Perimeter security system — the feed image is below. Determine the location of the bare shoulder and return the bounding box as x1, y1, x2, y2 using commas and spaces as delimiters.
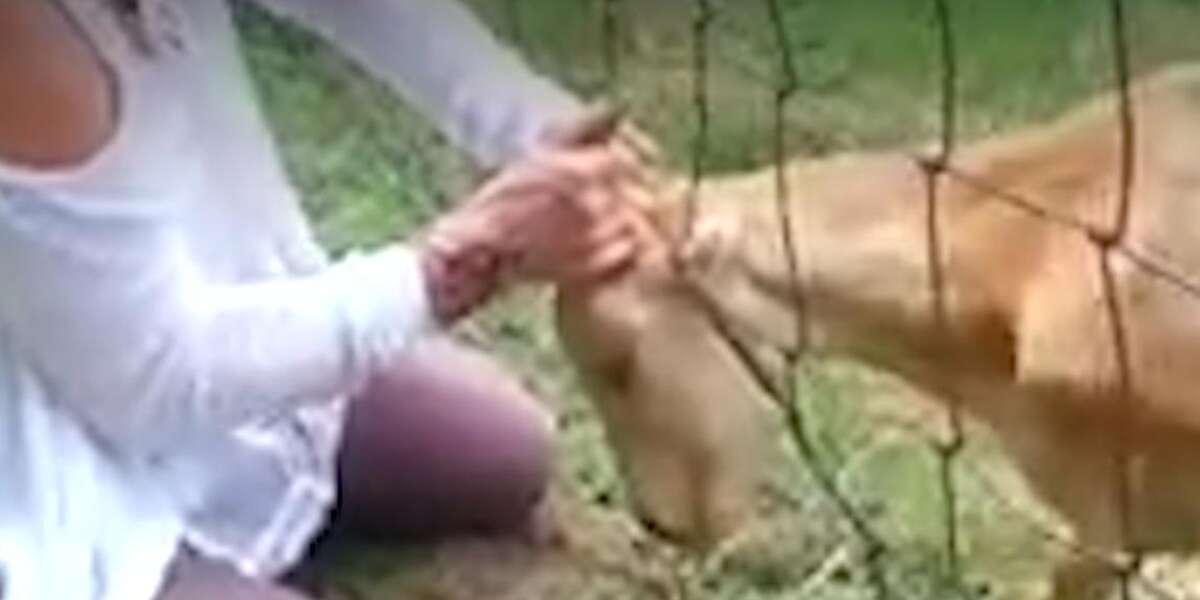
0, 0, 117, 172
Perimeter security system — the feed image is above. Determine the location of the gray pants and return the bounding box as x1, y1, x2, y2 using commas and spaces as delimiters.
155, 338, 555, 599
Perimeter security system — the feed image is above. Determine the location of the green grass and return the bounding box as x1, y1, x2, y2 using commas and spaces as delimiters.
234, 1, 1200, 598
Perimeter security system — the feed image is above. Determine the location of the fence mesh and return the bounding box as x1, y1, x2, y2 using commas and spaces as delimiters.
507, 0, 1200, 597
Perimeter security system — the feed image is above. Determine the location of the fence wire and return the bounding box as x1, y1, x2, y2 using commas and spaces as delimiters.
681, 0, 1184, 597
920, 0, 966, 592
601, 0, 621, 94
760, 0, 895, 597
921, 1, 1148, 596
512, 0, 1200, 597
683, 0, 713, 244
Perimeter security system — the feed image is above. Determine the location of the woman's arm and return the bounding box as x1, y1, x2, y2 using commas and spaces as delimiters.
249, 0, 582, 168
0, 189, 432, 456
0, 146, 634, 457
0, 0, 636, 458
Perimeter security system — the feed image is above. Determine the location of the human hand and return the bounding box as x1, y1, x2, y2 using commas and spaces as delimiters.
539, 103, 668, 270
420, 144, 643, 323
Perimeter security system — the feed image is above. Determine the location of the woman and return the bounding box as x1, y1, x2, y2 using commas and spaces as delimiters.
0, 1, 646, 598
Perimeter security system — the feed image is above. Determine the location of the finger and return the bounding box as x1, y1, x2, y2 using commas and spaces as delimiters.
626, 206, 664, 251
510, 149, 637, 220
611, 176, 660, 214
609, 141, 654, 188
573, 215, 639, 259
578, 235, 640, 282
541, 101, 624, 148
519, 146, 632, 200
570, 185, 622, 221
617, 123, 664, 165
424, 208, 495, 253
475, 148, 618, 210
534, 145, 635, 190
597, 181, 664, 252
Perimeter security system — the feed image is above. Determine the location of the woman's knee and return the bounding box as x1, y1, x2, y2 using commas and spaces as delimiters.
335, 336, 555, 538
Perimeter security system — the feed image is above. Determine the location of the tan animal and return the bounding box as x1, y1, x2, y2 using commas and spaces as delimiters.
556, 63, 1200, 598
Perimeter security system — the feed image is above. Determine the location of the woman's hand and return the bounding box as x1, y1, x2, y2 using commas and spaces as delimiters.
420, 144, 644, 323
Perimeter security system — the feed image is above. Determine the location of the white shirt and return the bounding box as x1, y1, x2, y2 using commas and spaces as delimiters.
0, 1, 579, 599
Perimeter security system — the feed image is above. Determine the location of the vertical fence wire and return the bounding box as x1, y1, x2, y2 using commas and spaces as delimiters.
760, 1, 892, 598
922, 0, 1157, 595
601, 0, 621, 95
763, 0, 806, 352
917, 0, 966, 592
682, 0, 714, 244
1107, 0, 1137, 241
646, 0, 901, 595
1099, 0, 1141, 597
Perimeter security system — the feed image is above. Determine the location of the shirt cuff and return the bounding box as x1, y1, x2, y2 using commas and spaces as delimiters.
332, 244, 437, 377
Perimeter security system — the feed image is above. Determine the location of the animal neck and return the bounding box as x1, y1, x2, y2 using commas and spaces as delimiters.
668, 150, 1054, 406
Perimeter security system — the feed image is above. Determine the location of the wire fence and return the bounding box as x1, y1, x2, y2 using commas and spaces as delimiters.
510, 0, 1200, 597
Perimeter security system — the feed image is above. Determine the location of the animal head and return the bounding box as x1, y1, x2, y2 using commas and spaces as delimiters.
552, 154, 925, 547
555, 183, 776, 548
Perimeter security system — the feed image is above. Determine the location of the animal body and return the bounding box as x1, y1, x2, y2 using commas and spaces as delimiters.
556, 63, 1200, 598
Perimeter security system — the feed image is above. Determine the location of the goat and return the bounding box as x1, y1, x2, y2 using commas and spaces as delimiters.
557, 63, 1200, 598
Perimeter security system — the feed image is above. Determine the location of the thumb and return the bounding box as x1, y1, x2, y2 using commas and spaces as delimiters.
540, 101, 624, 149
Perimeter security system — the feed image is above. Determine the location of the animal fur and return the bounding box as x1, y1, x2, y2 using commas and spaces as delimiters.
556, 63, 1200, 597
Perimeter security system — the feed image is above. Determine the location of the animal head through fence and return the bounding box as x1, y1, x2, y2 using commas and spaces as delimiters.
493, 1, 1200, 597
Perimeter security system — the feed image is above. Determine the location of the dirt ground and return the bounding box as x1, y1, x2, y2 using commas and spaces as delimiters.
303, 374, 1200, 600
308, 484, 688, 600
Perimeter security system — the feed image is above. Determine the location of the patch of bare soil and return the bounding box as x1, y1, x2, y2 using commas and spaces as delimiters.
307, 363, 1200, 600
311, 485, 682, 600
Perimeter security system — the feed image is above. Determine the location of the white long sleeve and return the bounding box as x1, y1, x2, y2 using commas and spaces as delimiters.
0, 188, 432, 457
251, 0, 583, 168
